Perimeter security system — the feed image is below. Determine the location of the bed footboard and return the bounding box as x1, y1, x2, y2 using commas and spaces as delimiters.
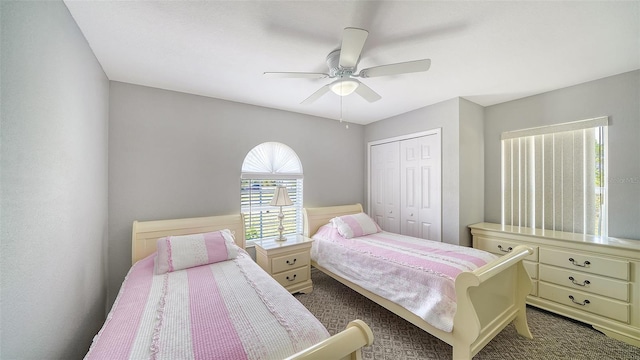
452, 245, 534, 359
285, 320, 374, 360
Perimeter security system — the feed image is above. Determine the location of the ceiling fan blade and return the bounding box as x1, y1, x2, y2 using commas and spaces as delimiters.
359, 59, 431, 78
264, 72, 329, 79
301, 84, 332, 104
354, 82, 382, 103
339, 27, 368, 69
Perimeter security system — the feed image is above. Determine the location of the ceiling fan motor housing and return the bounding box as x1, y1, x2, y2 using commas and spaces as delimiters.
326, 49, 355, 78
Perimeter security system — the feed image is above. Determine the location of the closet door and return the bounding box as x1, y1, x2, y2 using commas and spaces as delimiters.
400, 137, 422, 237
400, 134, 441, 241
370, 141, 400, 233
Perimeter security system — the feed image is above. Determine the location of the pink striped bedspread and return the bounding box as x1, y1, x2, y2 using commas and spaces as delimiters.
85, 250, 329, 359
311, 225, 498, 332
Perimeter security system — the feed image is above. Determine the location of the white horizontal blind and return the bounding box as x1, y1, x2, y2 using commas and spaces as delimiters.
240, 179, 303, 242
501, 117, 607, 236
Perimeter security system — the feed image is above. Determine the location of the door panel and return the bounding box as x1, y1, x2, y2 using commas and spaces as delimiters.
401, 138, 420, 237
421, 222, 433, 240
400, 134, 441, 241
370, 141, 400, 232
418, 134, 441, 241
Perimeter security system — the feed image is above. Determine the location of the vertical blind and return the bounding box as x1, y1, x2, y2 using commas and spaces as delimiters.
501, 117, 608, 236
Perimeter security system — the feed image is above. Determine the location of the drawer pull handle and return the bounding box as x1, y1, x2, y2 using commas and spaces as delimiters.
568, 276, 590, 286
497, 245, 513, 253
568, 295, 590, 306
286, 259, 297, 266
568, 258, 591, 267
286, 274, 297, 282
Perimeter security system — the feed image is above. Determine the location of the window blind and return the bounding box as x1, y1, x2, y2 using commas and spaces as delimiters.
241, 179, 303, 242
501, 117, 608, 236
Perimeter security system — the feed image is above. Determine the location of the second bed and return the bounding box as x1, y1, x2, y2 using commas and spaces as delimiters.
304, 203, 534, 359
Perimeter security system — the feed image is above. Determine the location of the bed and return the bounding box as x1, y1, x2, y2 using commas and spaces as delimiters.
303, 204, 534, 360
85, 213, 373, 360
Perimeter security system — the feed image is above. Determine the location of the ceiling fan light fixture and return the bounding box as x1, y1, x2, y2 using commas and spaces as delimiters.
330, 79, 359, 96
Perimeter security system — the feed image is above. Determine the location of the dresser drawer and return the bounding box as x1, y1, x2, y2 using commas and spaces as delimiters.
272, 251, 310, 274
538, 282, 629, 323
272, 267, 309, 287
539, 264, 629, 301
539, 248, 629, 281
474, 236, 538, 261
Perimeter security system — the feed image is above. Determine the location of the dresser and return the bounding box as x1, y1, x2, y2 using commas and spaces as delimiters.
470, 223, 640, 347
255, 235, 313, 294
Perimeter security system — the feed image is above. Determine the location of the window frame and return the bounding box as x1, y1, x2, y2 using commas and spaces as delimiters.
240, 177, 303, 244
240, 142, 303, 245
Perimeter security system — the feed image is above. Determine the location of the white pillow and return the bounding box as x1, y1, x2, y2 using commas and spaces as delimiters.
155, 229, 238, 274
330, 212, 381, 239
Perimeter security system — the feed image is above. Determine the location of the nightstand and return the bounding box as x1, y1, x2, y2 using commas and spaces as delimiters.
255, 235, 313, 294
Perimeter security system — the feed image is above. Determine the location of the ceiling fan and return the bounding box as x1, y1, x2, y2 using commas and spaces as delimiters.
264, 27, 431, 104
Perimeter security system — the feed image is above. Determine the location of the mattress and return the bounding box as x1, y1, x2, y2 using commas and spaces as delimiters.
311, 225, 498, 332
85, 250, 329, 360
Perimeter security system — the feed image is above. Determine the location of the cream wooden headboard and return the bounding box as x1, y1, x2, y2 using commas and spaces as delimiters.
131, 214, 246, 265
303, 203, 363, 237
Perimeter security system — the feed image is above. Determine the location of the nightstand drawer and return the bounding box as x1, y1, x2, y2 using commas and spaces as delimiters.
539, 248, 629, 280
272, 251, 310, 274
539, 282, 629, 323
272, 267, 309, 287
254, 235, 314, 294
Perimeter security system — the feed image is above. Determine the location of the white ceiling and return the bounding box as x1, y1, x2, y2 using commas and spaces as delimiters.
63, 1, 639, 125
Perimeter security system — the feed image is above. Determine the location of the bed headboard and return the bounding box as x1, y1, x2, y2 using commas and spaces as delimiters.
303, 203, 363, 237
131, 214, 246, 265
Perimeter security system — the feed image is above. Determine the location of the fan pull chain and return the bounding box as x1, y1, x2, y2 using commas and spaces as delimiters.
339, 89, 348, 129
339, 91, 343, 123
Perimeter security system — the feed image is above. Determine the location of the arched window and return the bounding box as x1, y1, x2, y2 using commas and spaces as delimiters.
241, 142, 303, 243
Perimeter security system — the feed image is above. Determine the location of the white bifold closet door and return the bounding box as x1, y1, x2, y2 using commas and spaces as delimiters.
370, 141, 401, 233
370, 132, 441, 241
400, 135, 441, 241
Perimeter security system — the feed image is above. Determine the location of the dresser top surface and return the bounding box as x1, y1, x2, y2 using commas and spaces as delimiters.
469, 222, 640, 252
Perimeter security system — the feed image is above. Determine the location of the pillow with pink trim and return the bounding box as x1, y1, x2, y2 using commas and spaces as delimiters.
330, 212, 381, 239
155, 229, 238, 274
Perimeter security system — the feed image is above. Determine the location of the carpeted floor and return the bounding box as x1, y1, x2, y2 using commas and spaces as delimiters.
294, 268, 640, 360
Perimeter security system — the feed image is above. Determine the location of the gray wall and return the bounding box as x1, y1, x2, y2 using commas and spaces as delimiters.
1, 1, 109, 359
108, 82, 365, 308
458, 98, 485, 245
484, 70, 640, 240
364, 97, 486, 246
